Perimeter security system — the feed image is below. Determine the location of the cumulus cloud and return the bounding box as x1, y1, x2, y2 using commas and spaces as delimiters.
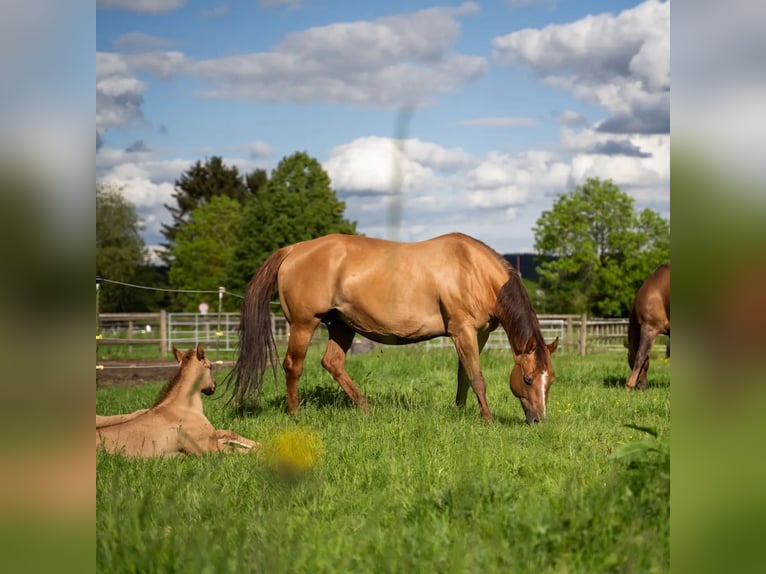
324, 136, 474, 194
493, 0, 669, 135
466, 151, 571, 208
96, 69, 147, 133
113, 32, 175, 52
118, 4, 485, 108
126, 140, 151, 153
557, 109, 587, 126
248, 141, 273, 159
587, 140, 651, 158
97, 0, 184, 13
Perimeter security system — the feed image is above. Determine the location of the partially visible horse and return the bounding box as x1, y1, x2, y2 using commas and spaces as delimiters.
626, 263, 670, 390
97, 344, 258, 457
229, 233, 558, 424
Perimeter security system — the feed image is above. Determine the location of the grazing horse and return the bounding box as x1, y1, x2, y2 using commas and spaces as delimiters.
230, 233, 558, 424
626, 263, 670, 390
97, 344, 258, 457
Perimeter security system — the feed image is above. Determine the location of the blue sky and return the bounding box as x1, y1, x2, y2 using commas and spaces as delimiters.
96, 0, 669, 257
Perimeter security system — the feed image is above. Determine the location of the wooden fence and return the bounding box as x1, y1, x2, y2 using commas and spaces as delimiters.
97, 312, 663, 357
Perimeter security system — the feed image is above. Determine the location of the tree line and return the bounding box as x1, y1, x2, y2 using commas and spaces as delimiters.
96, 152, 669, 318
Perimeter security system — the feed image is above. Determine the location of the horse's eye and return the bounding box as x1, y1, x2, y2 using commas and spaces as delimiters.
523, 375, 532, 385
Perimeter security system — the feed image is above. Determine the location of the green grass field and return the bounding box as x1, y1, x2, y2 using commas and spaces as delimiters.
97, 347, 669, 573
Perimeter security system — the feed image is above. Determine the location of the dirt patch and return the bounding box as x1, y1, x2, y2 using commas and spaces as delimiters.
96, 359, 235, 388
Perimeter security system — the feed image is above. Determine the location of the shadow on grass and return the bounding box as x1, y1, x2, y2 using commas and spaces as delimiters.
492, 413, 533, 427
602, 375, 670, 389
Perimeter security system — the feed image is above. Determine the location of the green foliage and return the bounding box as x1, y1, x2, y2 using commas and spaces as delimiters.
534, 178, 669, 317
97, 351, 669, 573
167, 196, 244, 311
96, 182, 147, 312
228, 151, 357, 291
161, 157, 264, 264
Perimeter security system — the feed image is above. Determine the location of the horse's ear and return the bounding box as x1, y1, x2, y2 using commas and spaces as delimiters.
523, 336, 537, 354
172, 346, 184, 363
547, 336, 559, 355
196, 343, 205, 361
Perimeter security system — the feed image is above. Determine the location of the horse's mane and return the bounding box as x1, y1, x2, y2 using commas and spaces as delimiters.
494, 268, 548, 370
455, 233, 548, 367
151, 348, 193, 408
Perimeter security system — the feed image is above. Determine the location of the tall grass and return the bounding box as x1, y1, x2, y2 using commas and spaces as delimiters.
97, 347, 669, 573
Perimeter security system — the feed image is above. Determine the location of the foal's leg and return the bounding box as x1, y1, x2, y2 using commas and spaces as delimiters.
214, 429, 260, 451
451, 324, 492, 422
455, 329, 490, 409
626, 326, 657, 390
283, 320, 320, 415
321, 320, 368, 410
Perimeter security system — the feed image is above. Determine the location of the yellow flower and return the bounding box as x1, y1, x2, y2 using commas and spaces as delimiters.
266, 427, 324, 477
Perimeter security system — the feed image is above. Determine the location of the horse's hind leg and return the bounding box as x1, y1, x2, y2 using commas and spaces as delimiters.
455, 330, 490, 409
283, 320, 320, 415
321, 320, 368, 411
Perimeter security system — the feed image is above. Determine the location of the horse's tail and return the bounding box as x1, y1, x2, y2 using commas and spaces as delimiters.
227, 247, 291, 406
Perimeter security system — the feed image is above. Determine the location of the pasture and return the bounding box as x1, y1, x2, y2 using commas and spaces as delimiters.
96, 346, 670, 573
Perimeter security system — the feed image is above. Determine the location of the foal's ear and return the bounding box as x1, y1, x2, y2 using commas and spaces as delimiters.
523, 336, 537, 354
196, 343, 206, 361
547, 336, 559, 355
172, 345, 184, 364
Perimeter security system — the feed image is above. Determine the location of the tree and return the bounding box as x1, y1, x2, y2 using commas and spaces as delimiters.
160, 157, 260, 263
96, 182, 147, 312
167, 195, 245, 312
533, 177, 669, 317
227, 151, 357, 292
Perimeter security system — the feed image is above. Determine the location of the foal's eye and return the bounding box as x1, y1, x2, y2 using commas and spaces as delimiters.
523, 375, 532, 385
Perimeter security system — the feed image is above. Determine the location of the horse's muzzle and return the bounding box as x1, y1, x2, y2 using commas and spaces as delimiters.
202, 383, 216, 396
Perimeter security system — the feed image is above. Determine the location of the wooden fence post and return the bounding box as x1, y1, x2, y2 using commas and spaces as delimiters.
566, 315, 573, 354
159, 309, 167, 358
579, 313, 587, 356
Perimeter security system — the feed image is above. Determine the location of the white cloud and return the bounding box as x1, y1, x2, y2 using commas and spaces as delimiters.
113, 32, 174, 52
324, 136, 474, 194
97, 0, 184, 14
493, 0, 669, 134
122, 5, 485, 108
248, 141, 274, 159
557, 109, 586, 126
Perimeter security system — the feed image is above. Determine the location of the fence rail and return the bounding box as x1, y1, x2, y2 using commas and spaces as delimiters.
97, 312, 664, 358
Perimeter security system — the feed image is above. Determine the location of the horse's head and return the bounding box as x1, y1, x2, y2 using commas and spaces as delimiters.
172, 343, 216, 396
509, 336, 559, 424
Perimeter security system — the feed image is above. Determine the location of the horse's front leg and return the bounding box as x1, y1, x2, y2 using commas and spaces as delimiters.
451, 324, 492, 422
455, 330, 490, 410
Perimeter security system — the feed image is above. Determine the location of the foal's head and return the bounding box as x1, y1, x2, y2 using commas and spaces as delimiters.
509, 336, 559, 424
172, 343, 216, 396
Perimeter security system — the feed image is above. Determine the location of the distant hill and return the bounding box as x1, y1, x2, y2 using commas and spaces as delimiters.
501, 253, 557, 282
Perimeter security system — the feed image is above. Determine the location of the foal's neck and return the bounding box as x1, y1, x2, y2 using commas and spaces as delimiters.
158, 367, 206, 412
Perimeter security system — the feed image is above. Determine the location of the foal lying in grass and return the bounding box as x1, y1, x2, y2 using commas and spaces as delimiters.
96, 344, 258, 457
